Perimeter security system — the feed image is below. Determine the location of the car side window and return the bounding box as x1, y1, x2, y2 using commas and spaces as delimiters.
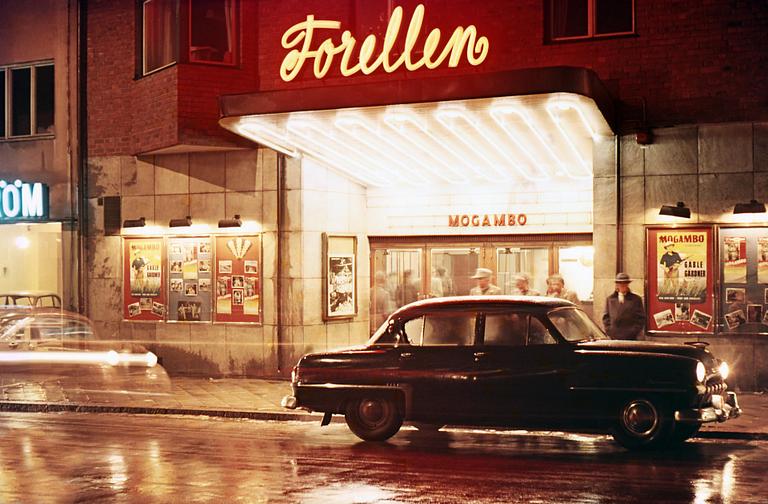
402, 316, 424, 345
528, 316, 557, 345
484, 313, 527, 346
422, 311, 475, 346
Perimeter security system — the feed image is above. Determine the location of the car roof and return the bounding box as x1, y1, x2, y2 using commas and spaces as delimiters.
390, 295, 574, 319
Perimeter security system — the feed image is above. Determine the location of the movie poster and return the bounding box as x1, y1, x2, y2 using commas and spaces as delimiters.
327, 254, 356, 317
723, 236, 747, 283
123, 237, 165, 321
167, 236, 212, 322
656, 230, 708, 303
647, 227, 714, 334
214, 235, 261, 323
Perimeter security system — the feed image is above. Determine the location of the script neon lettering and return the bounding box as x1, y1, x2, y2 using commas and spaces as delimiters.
279, 4, 490, 82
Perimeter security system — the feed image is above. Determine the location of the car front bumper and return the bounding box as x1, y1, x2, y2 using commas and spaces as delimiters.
675, 391, 741, 424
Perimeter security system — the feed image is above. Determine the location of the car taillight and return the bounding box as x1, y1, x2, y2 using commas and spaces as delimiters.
291, 365, 298, 383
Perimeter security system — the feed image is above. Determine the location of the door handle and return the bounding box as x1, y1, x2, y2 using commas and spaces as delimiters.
473, 351, 487, 361
399, 352, 413, 360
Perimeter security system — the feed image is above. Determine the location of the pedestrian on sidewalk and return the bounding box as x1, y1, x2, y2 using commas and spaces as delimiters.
602, 272, 645, 340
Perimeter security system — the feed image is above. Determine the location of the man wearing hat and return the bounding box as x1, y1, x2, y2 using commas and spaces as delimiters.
510, 272, 540, 296
470, 268, 502, 295
602, 272, 645, 340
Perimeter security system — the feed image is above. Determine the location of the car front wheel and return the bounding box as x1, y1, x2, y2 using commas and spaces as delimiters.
344, 396, 403, 442
611, 397, 673, 450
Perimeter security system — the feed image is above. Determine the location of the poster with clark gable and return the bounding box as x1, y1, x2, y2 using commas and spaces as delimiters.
327, 254, 355, 317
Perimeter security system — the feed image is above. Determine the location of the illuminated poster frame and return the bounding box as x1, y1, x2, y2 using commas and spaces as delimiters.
213, 234, 262, 324
646, 226, 715, 334
123, 236, 167, 321
167, 235, 213, 322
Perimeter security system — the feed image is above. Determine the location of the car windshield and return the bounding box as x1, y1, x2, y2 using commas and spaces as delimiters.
547, 307, 609, 342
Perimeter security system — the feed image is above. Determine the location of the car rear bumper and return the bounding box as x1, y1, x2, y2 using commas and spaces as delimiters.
675, 391, 741, 424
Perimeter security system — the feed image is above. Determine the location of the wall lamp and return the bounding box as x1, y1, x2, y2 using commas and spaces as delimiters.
218, 214, 242, 228
733, 199, 766, 214
169, 216, 192, 228
122, 217, 146, 228
659, 202, 691, 219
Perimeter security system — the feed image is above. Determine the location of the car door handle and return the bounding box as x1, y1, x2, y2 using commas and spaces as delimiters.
399, 352, 413, 360
473, 352, 487, 361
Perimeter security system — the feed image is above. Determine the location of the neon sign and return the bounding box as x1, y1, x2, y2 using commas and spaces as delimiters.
280, 4, 490, 82
0, 180, 49, 220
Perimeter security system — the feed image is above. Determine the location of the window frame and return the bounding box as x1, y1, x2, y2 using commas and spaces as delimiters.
186, 0, 240, 67
140, 0, 180, 77
547, 0, 636, 43
0, 61, 55, 141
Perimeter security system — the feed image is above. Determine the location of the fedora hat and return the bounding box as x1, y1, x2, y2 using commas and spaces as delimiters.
614, 272, 632, 283
471, 267, 493, 279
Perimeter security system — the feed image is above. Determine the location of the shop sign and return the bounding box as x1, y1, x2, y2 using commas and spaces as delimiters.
280, 3, 490, 82
448, 213, 527, 227
0, 180, 48, 220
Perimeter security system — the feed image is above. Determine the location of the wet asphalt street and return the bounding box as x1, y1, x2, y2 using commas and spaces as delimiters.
0, 412, 766, 504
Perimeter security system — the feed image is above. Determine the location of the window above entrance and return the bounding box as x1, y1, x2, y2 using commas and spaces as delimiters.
222, 93, 612, 188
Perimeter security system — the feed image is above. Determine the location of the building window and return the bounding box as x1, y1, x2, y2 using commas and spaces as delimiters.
0, 63, 54, 139
189, 0, 237, 65
142, 0, 179, 75
549, 0, 634, 41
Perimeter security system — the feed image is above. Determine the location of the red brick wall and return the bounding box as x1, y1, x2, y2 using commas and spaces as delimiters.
88, 0, 768, 155
255, 0, 768, 127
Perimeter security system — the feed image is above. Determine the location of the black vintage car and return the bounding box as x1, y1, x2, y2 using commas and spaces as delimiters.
282, 296, 740, 449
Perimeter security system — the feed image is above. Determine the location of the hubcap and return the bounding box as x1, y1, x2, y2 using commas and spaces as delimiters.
623, 400, 659, 437
360, 399, 385, 425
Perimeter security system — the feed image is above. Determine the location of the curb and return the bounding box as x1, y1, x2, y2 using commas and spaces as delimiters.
2, 402, 766, 441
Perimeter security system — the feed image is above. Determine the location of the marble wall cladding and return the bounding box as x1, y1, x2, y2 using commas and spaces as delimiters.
621, 176, 645, 224
154, 153, 189, 195
87, 156, 121, 198
699, 123, 753, 174
644, 126, 698, 176
86, 235, 121, 280
226, 150, 261, 192
698, 172, 754, 222
592, 223, 617, 280
756, 123, 768, 172
643, 174, 698, 223
620, 135, 644, 176
621, 224, 646, 283
122, 156, 155, 196
592, 136, 616, 177
593, 176, 617, 225
189, 152, 226, 193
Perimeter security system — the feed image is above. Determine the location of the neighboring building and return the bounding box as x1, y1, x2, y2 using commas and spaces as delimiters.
0, 0, 81, 310
86, 1, 768, 389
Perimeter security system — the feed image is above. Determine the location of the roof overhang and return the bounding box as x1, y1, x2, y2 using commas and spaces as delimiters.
220, 67, 616, 187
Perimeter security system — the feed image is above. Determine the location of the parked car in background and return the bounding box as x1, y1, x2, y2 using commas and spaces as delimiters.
283, 296, 740, 450
0, 309, 171, 402
0, 291, 62, 309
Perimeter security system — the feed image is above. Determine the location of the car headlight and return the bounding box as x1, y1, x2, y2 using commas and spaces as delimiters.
719, 361, 730, 380
696, 361, 706, 383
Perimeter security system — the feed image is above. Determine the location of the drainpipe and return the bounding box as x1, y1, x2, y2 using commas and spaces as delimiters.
615, 134, 622, 273
77, 0, 88, 313
276, 153, 285, 375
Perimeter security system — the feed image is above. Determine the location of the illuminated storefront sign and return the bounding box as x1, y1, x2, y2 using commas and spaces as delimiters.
0, 180, 49, 220
449, 213, 528, 227
280, 4, 490, 82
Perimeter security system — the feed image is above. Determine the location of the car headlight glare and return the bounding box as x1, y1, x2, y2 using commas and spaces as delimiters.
696, 361, 706, 383
719, 361, 730, 380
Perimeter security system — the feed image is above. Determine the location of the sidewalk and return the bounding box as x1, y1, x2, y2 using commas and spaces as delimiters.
1, 377, 766, 440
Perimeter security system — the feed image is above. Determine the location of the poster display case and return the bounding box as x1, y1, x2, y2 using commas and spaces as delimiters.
123, 237, 166, 321
167, 236, 213, 322
719, 227, 768, 334
646, 227, 715, 334
323, 234, 357, 320
214, 235, 261, 323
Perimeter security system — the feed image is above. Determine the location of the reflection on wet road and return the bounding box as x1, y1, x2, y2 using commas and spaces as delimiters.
0, 412, 765, 503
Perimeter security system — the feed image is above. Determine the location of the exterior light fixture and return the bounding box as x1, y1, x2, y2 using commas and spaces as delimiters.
218, 214, 242, 228
169, 216, 192, 228
659, 202, 691, 219
733, 199, 766, 214
122, 217, 146, 228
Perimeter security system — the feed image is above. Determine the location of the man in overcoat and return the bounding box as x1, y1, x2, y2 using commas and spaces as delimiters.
602, 272, 645, 340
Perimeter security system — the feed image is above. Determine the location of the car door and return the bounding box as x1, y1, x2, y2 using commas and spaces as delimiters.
395, 308, 480, 423
472, 310, 576, 425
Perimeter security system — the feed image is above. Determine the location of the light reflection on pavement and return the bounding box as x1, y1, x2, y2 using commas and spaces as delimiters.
0, 413, 766, 503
